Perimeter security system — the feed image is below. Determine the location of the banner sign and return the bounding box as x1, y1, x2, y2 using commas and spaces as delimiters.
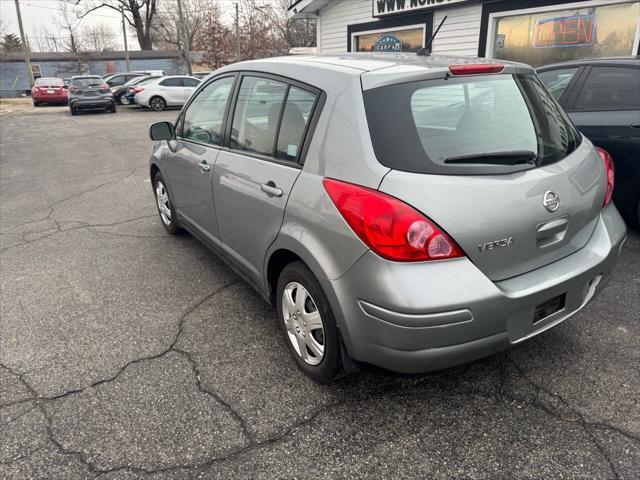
373, 0, 468, 17
373, 34, 403, 52
534, 15, 597, 48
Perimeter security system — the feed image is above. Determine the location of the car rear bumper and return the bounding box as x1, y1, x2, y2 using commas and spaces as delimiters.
71, 97, 114, 109
33, 94, 67, 102
323, 204, 627, 374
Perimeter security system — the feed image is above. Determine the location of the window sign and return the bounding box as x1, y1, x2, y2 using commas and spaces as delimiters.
374, 34, 402, 52
354, 26, 424, 52
534, 15, 596, 48
492, 2, 640, 67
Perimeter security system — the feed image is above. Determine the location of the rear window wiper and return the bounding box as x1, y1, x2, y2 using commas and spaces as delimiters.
444, 150, 537, 165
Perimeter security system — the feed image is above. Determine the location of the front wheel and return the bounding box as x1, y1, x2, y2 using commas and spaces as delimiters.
153, 172, 179, 234
70, 106, 77, 116
33, 100, 40, 107
109, 104, 116, 113
150, 96, 166, 111
277, 262, 342, 383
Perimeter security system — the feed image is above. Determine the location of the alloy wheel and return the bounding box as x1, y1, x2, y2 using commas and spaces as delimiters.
150, 97, 165, 111
120, 94, 130, 105
282, 282, 325, 366
155, 181, 172, 225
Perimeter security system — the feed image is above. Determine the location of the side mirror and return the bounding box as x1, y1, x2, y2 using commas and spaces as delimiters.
149, 121, 176, 141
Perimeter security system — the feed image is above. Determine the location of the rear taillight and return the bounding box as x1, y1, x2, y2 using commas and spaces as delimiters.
449, 64, 504, 75
596, 147, 614, 208
322, 178, 464, 262
100, 83, 109, 89
130, 86, 144, 93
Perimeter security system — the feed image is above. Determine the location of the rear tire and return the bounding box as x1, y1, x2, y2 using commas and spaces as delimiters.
153, 172, 179, 234
276, 261, 343, 383
109, 104, 116, 113
70, 106, 77, 116
119, 93, 130, 105
150, 96, 166, 111
33, 101, 39, 107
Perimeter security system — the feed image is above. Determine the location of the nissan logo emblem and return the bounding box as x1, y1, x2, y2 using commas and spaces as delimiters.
543, 191, 560, 212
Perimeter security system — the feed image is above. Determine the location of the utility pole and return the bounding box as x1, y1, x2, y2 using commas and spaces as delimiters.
121, 7, 130, 71
235, 2, 240, 62
176, 0, 191, 75
14, 0, 34, 88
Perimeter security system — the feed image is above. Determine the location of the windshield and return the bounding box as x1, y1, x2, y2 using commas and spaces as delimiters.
363, 74, 581, 175
72, 77, 104, 87
35, 78, 63, 86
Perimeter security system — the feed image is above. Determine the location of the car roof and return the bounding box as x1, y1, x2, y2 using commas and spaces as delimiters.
217, 53, 534, 91
225, 53, 530, 73
71, 75, 101, 79
538, 56, 640, 70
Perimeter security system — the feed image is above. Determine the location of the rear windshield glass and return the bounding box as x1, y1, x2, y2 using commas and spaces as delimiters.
363, 74, 581, 175
71, 77, 104, 87
35, 78, 63, 86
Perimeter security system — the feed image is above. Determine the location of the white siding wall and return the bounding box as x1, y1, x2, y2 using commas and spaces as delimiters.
316, 1, 483, 56
432, 4, 483, 56
319, 0, 376, 53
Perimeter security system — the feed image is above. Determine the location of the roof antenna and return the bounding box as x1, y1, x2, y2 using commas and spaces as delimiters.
418, 15, 447, 56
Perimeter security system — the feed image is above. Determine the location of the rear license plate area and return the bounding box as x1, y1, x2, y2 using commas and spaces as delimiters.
534, 293, 565, 323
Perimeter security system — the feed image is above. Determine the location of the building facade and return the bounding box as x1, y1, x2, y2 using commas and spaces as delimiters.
289, 0, 640, 66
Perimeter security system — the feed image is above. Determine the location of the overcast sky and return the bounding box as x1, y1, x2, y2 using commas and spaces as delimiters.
0, 0, 266, 51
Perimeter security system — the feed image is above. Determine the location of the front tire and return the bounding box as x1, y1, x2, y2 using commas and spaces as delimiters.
277, 261, 342, 383
33, 100, 40, 107
150, 96, 166, 111
153, 172, 179, 234
109, 103, 116, 113
70, 106, 77, 115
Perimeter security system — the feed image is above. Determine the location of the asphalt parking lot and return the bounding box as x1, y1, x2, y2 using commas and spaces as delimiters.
1, 106, 639, 479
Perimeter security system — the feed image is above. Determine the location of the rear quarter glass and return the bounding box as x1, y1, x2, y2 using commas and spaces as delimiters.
363, 73, 581, 175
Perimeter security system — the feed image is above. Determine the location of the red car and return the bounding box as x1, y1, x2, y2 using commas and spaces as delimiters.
31, 77, 68, 106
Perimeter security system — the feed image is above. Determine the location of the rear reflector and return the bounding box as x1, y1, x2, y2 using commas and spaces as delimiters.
596, 147, 614, 208
322, 178, 464, 262
449, 64, 505, 75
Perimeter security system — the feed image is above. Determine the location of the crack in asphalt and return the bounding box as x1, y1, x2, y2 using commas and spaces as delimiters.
0, 165, 153, 252
505, 357, 622, 480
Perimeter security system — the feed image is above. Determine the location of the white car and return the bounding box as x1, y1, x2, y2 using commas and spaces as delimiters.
134, 75, 201, 111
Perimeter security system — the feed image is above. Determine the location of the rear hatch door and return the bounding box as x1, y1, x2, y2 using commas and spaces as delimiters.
365, 69, 605, 281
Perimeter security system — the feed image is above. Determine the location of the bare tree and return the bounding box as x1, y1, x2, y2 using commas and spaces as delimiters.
30, 25, 60, 52
238, 0, 287, 61
152, 0, 207, 50
78, 0, 157, 50
83, 23, 116, 51
197, 2, 233, 69
266, 0, 316, 50
55, 0, 82, 53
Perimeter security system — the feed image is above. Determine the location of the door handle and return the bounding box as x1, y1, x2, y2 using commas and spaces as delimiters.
198, 161, 210, 173
261, 182, 283, 197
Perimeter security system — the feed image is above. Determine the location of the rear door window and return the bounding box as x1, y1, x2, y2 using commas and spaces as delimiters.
364, 74, 581, 175
230, 76, 287, 157
537, 67, 580, 101
160, 78, 183, 87
573, 66, 640, 111
276, 87, 317, 161
183, 78, 200, 87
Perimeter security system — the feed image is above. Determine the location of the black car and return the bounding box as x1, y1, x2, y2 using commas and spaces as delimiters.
68, 76, 116, 115
111, 75, 149, 105
538, 57, 640, 225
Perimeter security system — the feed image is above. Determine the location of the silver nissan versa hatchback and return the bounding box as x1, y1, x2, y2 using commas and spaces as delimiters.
148, 54, 627, 383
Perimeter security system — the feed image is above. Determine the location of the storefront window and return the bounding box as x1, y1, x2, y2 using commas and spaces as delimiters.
354, 27, 424, 52
492, 2, 640, 67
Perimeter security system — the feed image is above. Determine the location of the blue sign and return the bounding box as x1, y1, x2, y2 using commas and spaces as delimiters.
373, 34, 402, 52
